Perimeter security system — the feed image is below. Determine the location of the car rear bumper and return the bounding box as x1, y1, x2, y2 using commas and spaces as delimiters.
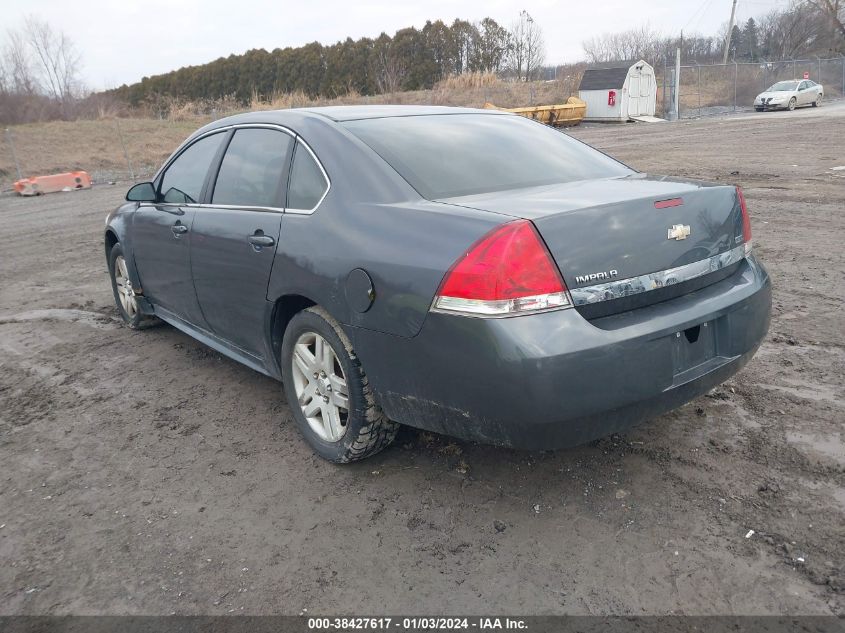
349, 255, 771, 450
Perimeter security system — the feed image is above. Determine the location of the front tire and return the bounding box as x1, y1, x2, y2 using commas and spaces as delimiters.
108, 243, 156, 329
281, 306, 398, 463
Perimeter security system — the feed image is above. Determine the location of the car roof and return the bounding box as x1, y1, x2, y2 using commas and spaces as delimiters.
209, 105, 507, 129
298, 105, 505, 121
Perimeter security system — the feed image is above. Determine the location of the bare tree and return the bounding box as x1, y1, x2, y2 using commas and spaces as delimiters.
374, 49, 402, 94
508, 11, 545, 81
23, 15, 82, 117
805, 0, 845, 39
583, 25, 664, 64
1, 30, 39, 96
758, 4, 827, 58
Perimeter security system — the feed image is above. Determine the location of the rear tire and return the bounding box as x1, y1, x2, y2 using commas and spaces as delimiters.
812, 95, 821, 107
108, 243, 157, 330
281, 306, 398, 463
755, 107, 763, 112
787, 97, 796, 111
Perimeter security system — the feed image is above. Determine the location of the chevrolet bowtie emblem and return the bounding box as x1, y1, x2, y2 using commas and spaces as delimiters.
668, 224, 691, 240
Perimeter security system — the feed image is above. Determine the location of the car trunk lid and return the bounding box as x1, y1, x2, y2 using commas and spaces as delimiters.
438, 175, 747, 316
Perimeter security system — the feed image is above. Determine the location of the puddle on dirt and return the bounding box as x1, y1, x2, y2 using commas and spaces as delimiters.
786, 431, 845, 466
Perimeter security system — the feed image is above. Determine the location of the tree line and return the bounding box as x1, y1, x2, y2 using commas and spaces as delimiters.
111, 13, 544, 106
582, 1, 844, 64
2, 2, 843, 125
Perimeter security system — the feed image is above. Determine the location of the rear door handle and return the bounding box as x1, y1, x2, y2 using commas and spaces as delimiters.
171, 223, 188, 236
248, 234, 275, 248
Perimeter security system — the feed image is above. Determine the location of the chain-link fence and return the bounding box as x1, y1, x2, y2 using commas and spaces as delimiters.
657, 56, 845, 119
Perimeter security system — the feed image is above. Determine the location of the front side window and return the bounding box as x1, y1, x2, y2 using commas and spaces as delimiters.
159, 133, 224, 204
287, 142, 329, 211
212, 128, 293, 208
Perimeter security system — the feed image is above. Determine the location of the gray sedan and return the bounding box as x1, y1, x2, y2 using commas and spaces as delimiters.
105, 106, 771, 462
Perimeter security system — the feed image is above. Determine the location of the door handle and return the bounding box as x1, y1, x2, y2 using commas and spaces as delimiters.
248, 234, 275, 248
171, 223, 188, 236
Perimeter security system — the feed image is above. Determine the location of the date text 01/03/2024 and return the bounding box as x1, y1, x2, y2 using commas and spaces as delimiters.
306, 617, 528, 630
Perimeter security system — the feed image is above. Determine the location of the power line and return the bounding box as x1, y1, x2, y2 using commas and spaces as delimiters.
683, 0, 717, 33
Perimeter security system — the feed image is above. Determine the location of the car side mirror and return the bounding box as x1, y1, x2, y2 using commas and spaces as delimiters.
126, 182, 156, 202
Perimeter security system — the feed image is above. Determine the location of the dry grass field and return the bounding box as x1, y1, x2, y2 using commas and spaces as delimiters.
0, 74, 582, 191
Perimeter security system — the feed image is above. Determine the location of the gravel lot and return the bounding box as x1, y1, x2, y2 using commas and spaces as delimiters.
1, 106, 843, 616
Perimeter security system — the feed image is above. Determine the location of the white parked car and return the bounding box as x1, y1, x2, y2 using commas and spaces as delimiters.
754, 80, 823, 111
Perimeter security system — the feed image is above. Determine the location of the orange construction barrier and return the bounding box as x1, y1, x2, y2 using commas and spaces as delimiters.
14, 170, 92, 196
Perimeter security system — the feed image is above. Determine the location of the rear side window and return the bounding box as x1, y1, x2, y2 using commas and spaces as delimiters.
160, 133, 224, 204
343, 114, 633, 199
212, 128, 293, 208
287, 142, 329, 211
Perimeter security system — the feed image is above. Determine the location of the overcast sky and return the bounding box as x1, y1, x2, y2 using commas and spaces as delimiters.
6, 0, 788, 91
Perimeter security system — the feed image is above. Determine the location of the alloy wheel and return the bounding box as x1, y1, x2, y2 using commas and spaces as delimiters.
291, 331, 349, 442
114, 255, 138, 318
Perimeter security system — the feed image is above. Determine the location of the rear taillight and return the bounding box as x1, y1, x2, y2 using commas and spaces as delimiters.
737, 186, 752, 255
432, 219, 571, 317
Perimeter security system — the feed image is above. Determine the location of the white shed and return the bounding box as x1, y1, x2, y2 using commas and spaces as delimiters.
578, 60, 657, 122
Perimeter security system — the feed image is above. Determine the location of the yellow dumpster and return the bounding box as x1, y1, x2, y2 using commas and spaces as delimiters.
483, 97, 587, 127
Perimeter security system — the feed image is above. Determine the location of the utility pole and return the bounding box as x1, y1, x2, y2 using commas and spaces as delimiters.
722, 0, 738, 65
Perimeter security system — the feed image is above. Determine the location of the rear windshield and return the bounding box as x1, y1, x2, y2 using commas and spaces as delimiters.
342, 114, 633, 199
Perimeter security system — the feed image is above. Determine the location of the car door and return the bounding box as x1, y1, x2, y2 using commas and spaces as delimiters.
798, 81, 811, 105
190, 126, 294, 358
132, 131, 226, 327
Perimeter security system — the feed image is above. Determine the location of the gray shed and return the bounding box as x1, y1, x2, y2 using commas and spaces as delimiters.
578, 60, 657, 121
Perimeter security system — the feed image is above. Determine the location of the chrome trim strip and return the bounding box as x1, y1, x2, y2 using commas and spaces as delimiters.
197, 203, 284, 213
147, 123, 331, 216
568, 244, 747, 306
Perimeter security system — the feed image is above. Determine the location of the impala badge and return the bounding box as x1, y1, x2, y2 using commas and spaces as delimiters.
668, 224, 691, 241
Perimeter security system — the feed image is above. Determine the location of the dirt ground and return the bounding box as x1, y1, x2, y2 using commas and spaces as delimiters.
1, 105, 843, 616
